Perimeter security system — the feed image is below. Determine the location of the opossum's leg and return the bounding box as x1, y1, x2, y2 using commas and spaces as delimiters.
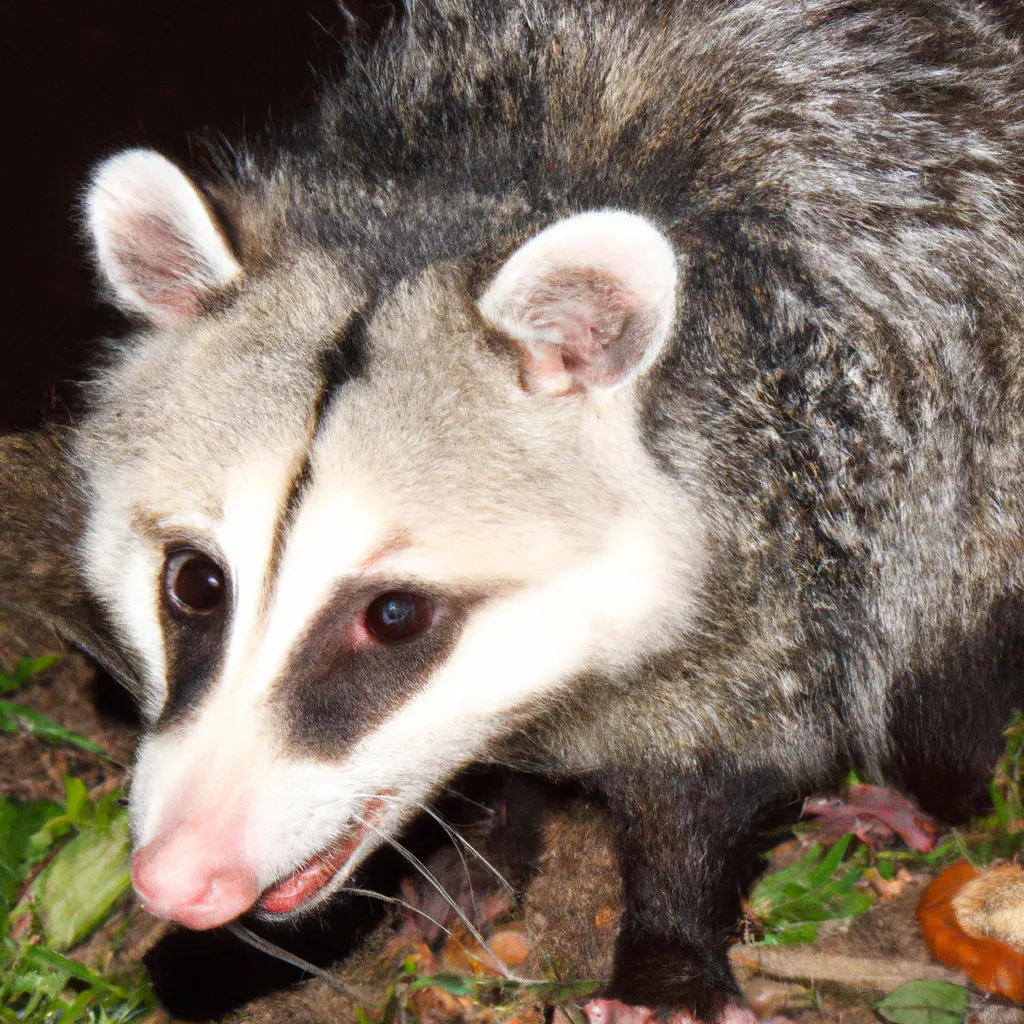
593, 762, 799, 1023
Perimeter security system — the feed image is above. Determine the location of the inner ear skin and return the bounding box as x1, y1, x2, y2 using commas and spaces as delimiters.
274, 581, 489, 756
520, 268, 657, 389
110, 215, 213, 321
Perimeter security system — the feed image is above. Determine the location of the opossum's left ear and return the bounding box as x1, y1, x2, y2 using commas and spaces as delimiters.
85, 149, 242, 327
478, 210, 677, 395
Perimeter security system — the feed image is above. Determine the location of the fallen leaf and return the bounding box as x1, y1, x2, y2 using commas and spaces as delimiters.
867, 866, 915, 900
408, 983, 466, 1023
875, 980, 967, 1024
804, 785, 939, 853
442, 935, 491, 975
487, 928, 532, 967
505, 1010, 545, 1024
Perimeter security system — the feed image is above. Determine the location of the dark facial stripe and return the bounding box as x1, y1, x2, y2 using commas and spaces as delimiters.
264, 305, 375, 606
275, 581, 486, 756
263, 453, 314, 615
155, 307, 376, 726
318, 307, 370, 412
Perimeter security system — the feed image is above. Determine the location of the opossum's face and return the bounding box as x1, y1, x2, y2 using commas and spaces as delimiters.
78, 151, 701, 929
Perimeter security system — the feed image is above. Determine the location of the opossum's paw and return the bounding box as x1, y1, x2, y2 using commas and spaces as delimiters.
584, 997, 757, 1024
584, 999, 657, 1024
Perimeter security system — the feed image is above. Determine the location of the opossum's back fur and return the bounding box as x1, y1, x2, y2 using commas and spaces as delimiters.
84, 0, 1024, 812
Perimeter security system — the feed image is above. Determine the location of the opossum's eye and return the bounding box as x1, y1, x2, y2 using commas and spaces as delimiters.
364, 592, 434, 643
164, 550, 226, 616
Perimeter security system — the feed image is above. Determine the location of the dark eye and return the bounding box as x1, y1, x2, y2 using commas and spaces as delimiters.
164, 550, 226, 615
364, 592, 434, 642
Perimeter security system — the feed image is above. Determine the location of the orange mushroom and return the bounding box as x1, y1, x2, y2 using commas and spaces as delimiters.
918, 860, 1024, 1001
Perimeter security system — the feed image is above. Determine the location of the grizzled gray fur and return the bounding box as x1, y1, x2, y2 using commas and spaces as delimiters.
6, 1, 1024, 1020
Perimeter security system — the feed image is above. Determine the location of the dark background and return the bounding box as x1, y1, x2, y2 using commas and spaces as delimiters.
1, 1, 396, 432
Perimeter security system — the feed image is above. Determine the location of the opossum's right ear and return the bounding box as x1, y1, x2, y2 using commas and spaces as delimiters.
478, 210, 677, 395
85, 149, 242, 327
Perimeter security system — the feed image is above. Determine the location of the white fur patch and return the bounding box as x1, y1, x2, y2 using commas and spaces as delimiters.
130, 510, 679, 894
250, 472, 390, 696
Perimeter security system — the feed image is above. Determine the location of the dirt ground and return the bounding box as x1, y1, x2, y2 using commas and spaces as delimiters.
2, 614, 1022, 1024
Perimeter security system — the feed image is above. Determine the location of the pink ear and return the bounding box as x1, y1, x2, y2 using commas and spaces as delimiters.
86, 150, 242, 327
478, 211, 677, 395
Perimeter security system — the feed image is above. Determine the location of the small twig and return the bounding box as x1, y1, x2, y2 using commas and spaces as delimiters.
729, 944, 967, 991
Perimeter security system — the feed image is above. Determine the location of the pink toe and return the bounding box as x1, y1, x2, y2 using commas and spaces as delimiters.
584, 999, 658, 1024
717, 1008, 758, 1024
583, 998, 757, 1024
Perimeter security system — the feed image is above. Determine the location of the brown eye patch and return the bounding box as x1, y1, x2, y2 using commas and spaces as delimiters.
157, 547, 231, 725
276, 582, 487, 755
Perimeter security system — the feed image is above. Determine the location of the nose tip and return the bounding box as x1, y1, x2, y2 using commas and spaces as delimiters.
131, 824, 259, 930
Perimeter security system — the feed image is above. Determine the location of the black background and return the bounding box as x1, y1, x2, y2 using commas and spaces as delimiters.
1, 2, 396, 431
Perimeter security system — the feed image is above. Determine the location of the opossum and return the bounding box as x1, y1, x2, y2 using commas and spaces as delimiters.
16, 0, 1024, 1020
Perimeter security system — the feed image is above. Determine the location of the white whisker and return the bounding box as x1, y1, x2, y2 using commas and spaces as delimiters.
352, 813, 527, 983
342, 885, 454, 938
396, 795, 515, 901
225, 922, 366, 1001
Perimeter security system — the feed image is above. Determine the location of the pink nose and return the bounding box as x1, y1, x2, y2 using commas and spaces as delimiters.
131, 821, 259, 930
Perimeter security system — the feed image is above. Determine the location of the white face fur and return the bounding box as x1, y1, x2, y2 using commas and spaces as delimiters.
79, 150, 704, 929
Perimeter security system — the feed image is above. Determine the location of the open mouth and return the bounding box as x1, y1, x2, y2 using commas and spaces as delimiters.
259, 795, 389, 915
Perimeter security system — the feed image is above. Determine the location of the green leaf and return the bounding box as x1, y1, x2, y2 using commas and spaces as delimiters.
63, 777, 92, 826
407, 973, 482, 998
0, 656, 58, 694
0, 700, 107, 756
769, 921, 819, 944
875, 981, 968, 1024
379, 987, 400, 1024
0, 797, 64, 913
806, 832, 854, 886
92, 790, 124, 831
56, 986, 96, 1024
13, 657, 60, 686
24, 812, 132, 950
521, 978, 601, 1002
750, 833, 873, 944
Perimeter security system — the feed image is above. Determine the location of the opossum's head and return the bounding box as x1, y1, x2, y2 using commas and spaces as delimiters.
77, 150, 702, 928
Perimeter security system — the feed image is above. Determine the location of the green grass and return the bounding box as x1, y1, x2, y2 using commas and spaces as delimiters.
4, 649, 1024, 1024
0, 658, 107, 757
0, 658, 154, 1024
356, 956, 598, 1024
750, 711, 1024, 948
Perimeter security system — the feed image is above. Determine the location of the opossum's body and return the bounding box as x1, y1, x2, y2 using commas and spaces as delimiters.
29, 0, 1024, 1018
